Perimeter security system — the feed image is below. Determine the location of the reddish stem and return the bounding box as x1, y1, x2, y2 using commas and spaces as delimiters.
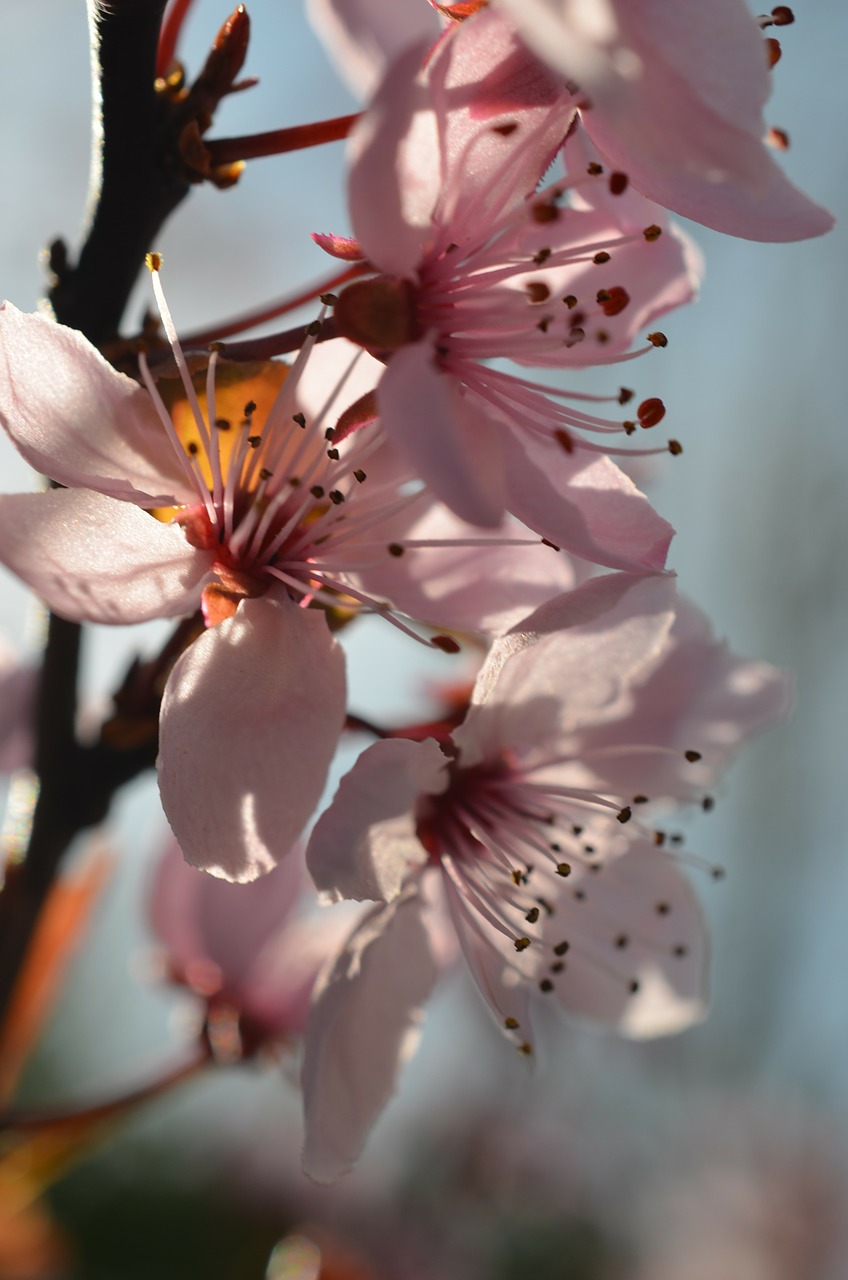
205, 112, 360, 164
213, 315, 339, 361
181, 264, 366, 346
0, 1040, 210, 1134
157, 0, 197, 77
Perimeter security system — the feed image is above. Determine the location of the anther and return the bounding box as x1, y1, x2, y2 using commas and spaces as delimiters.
628, 980, 640, 994
587, 162, 603, 176
638, 397, 666, 428
492, 120, 519, 136
673, 945, 688, 958
511, 869, 523, 886
388, 543, 404, 557
247, 435, 262, 448
556, 862, 572, 877
514, 936, 532, 952
533, 248, 552, 265
146, 251, 163, 272
633, 794, 648, 804
574, 889, 587, 902
541, 538, 561, 551
504, 1016, 520, 1030
553, 941, 570, 956
711, 866, 726, 880
518, 1043, 533, 1055
684, 749, 702, 762
597, 286, 630, 316
327, 447, 340, 461
187, 441, 199, 455
771, 5, 794, 24
555, 428, 574, 454
215, 417, 231, 430
615, 934, 629, 949
292, 412, 306, 428
525, 906, 540, 924
647, 332, 668, 348
244, 400, 257, 416
617, 806, 632, 824
702, 796, 715, 812
353, 469, 367, 483
550, 961, 565, 973
532, 202, 560, 224
643, 224, 663, 242
259, 467, 273, 481
655, 902, 671, 916
653, 831, 666, 847
572, 825, 583, 837
609, 171, 628, 195
539, 978, 554, 993
319, 292, 338, 305
563, 294, 578, 309
668, 439, 683, 456
768, 127, 789, 151
329, 490, 345, 505
618, 387, 635, 404
765, 37, 781, 67
526, 281, 551, 303
306, 320, 322, 336
432, 634, 461, 654
311, 485, 325, 499
592, 251, 611, 265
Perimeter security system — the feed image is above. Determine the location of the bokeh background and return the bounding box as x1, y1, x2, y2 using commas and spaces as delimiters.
1, 1, 847, 1276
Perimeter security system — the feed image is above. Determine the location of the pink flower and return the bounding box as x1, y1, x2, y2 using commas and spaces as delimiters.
492, 0, 834, 240
301, 573, 791, 1179
149, 837, 352, 1056
323, 12, 698, 567
0, 291, 586, 879
310, 0, 832, 241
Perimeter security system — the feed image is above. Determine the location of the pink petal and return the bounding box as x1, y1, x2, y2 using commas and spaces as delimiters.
0, 304, 194, 505
570, 597, 792, 802
0, 489, 213, 624
355, 502, 577, 635
498, 425, 674, 572
158, 598, 346, 883
307, 0, 441, 99
301, 888, 439, 1182
496, 0, 832, 241
379, 343, 507, 528
540, 838, 709, 1037
194, 845, 304, 989
307, 737, 447, 902
246, 906, 360, 1038
456, 572, 676, 763
348, 41, 441, 275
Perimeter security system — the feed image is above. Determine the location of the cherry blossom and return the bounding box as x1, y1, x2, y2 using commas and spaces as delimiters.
310, 0, 832, 241
149, 837, 352, 1057
0, 283, 587, 879
302, 573, 791, 1179
321, 13, 697, 565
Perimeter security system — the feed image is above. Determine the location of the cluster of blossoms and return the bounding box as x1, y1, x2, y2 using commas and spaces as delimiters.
0, 0, 828, 1179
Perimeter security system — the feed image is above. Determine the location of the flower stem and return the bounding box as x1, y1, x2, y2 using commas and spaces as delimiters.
205, 112, 360, 165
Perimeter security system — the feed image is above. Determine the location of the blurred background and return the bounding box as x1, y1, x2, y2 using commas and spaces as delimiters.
0, 1, 847, 1276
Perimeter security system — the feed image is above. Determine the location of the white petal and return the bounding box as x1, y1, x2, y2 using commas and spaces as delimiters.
0, 304, 194, 505
0, 489, 212, 623
307, 737, 447, 902
456, 572, 677, 764
301, 888, 439, 1182
158, 598, 346, 883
